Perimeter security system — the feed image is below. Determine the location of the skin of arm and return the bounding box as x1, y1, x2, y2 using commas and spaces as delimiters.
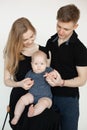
64, 66, 87, 87
4, 68, 34, 90
45, 66, 87, 87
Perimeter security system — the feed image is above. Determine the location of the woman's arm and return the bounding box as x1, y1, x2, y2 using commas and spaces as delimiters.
4, 69, 34, 90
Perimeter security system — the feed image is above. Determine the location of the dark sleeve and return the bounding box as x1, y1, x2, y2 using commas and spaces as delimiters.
46, 39, 51, 52
39, 45, 49, 59
74, 42, 87, 66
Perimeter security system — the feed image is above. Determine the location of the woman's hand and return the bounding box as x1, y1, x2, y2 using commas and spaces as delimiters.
45, 70, 63, 87
18, 78, 34, 90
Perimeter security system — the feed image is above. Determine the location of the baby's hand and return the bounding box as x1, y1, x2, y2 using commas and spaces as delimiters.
44, 70, 63, 87
44, 70, 57, 79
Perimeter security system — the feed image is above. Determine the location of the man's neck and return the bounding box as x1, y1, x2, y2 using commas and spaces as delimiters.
58, 32, 73, 45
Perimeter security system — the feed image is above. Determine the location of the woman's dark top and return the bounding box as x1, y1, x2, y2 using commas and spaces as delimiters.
9, 45, 59, 130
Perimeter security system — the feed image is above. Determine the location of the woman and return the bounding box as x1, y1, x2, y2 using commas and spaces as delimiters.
3, 17, 59, 130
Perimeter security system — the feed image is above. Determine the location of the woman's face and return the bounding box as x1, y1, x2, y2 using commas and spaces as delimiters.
22, 29, 36, 47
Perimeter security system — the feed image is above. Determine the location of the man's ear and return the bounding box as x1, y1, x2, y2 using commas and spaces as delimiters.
74, 23, 79, 30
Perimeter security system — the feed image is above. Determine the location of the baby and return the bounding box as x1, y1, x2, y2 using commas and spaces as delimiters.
11, 50, 53, 125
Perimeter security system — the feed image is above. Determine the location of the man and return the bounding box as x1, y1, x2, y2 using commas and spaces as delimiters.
46, 4, 87, 130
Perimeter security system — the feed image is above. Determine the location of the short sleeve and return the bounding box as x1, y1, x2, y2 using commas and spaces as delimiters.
74, 42, 87, 66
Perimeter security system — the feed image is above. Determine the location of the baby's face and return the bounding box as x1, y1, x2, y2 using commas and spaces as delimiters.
31, 56, 47, 73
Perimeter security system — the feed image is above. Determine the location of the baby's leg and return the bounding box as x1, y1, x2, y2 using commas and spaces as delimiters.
11, 93, 34, 125
28, 97, 52, 117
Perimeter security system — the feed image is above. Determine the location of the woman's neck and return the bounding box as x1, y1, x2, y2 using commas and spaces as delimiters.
21, 44, 39, 56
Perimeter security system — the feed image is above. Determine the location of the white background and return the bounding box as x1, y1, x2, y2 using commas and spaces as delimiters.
0, 0, 87, 130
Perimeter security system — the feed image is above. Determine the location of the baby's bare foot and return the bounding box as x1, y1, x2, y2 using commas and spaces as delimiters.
11, 117, 19, 125
28, 104, 35, 117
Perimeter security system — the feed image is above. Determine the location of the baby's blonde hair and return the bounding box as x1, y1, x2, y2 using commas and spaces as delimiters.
31, 50, 47, 63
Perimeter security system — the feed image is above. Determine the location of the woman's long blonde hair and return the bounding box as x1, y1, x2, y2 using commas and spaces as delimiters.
4, 17, 36, 76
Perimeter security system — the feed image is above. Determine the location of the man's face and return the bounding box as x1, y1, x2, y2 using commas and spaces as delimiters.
56, 20, 78, 40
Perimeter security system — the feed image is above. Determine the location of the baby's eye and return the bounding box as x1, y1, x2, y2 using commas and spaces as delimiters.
35, 63, 38, 65
41, 63, 44, 65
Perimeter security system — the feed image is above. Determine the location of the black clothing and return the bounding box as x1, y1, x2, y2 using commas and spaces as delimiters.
46, 31, 87, 98
9, 45, 59, 130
